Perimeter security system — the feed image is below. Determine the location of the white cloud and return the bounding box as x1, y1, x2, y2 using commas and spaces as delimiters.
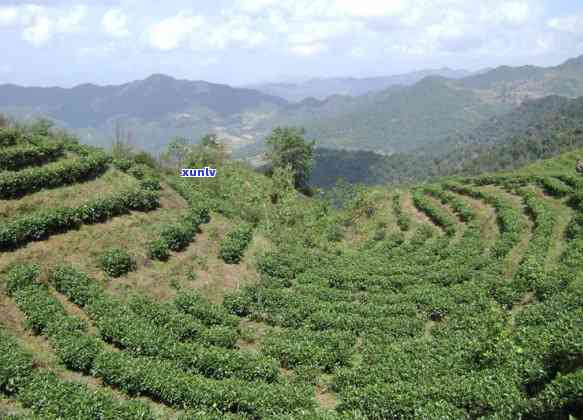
548, 14, 583, 35
290, 42, 327, 56
22, 14, 52, 46
0, 4, 87, 46
147, 12, 205, 51
335, 0, 406, 18
102, 9, 130, 38
146, 11, 268, 52
0, 7, 18, 26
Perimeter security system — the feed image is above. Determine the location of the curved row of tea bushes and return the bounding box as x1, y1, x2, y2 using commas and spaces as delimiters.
510, 188, 556, 300
423, 185, 477, 223
411, 189, 457, 236
538, 176, 573, 197
127, 294, 238, 348
391, 192, 411, 231
0, 187, 160, 251
0, 152, 109, 199
0, 141, 64, 171
0, 328, 153, 420
219, 223, 253, 264
446, 182, 527, 259
49, 265, 278, 382
261, 328, 355, 372
147, 206, 211, 261
4, 266, 313, 417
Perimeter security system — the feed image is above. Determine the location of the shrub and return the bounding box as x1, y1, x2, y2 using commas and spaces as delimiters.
140, 178, 161, 191
4, 263, 40, 296
112, 158, 132, 172
99, 248, 136, 277
0, 127, 22, 147
0, 141, 64, 171
127, 164, 151, 180
219, 223, 253, 264
0, 152, 109, 199
0, 329, 34, 394
0, 188, 159, 251
146, 239, 170, 261
160, 224, 195, 252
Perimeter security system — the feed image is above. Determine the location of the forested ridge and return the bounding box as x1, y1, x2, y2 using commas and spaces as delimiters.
311, 95, 583, 187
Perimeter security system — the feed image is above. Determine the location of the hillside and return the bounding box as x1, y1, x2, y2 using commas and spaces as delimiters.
3, 55, 583, 158
267, 54, 583, 154
245, 68, 474, 102
0, 75, 288, 154
1, 122, 582, 419
311, 95, 583, 187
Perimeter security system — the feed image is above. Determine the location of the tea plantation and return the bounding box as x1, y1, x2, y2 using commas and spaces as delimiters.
0, 126, 582, 419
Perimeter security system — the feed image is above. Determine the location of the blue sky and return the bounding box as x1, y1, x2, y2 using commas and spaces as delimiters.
0, 0, 582, 87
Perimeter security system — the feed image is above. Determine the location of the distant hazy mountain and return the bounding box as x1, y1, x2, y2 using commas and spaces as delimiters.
259, 54, 583, 154
0, 74, 288, 153
245, 68, 474, 102
2, 55, 583, 158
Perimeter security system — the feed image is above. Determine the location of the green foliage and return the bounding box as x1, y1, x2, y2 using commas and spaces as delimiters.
0, 141, 64, 171
17, 372, 154, 420
0, 127, 22, 147
412, 189, 457, 236
262, 329, 355, 372
0, 188, 159, 251
219, 223, 253, 264
112, 158, 132, 171
160, 224, 195, 252
99, 248, 136, 277
0, 152, 109, 199
0, 329, 34, 394
265, 127, 315, 191
4, 263, 40, 296
146, 239, 170, 261
392, 192, 411, 231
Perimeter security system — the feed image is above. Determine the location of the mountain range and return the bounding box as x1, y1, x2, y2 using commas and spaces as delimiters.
311, 94, 583, 187
243, 68, 476, 102
1, 55, 583, 158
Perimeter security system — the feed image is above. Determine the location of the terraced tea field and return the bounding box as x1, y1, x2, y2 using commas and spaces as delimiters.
0, 127, 582, 419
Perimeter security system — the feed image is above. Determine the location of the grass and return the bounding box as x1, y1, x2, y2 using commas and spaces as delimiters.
532, 187, 575, 271
479, 185, 533, 279
0, 168, 138, 220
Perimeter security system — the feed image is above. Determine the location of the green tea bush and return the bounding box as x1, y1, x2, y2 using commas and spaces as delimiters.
0, 127, 22, 147
0, 152, 109, 199
160, 223, 196, 252
17, 372, 154, 420
0, 328, 34, 394
0, 141, 64, 171
539, 177, 572, 197
4, 263, 40, 296
146, 239, 170, 261
146, 207, 209, 261
262, 328, 355, 372
392, 192, 411, 231
0, 188, 159, 251
219, 223, 253, 264
412, 190, 457, 236
112, 158, 132, 172
99, 248, 136, 277
174, 290, 239, 328
139, 178, 161, 191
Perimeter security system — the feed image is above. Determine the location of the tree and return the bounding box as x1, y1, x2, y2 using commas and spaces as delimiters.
265, 127, 315, 192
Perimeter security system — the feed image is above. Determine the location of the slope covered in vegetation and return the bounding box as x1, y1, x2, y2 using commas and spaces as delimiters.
1, 123, 582, 419
311, 95, 583, 187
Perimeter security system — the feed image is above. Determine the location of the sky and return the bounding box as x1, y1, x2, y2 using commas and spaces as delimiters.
0, 0, 582, 87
